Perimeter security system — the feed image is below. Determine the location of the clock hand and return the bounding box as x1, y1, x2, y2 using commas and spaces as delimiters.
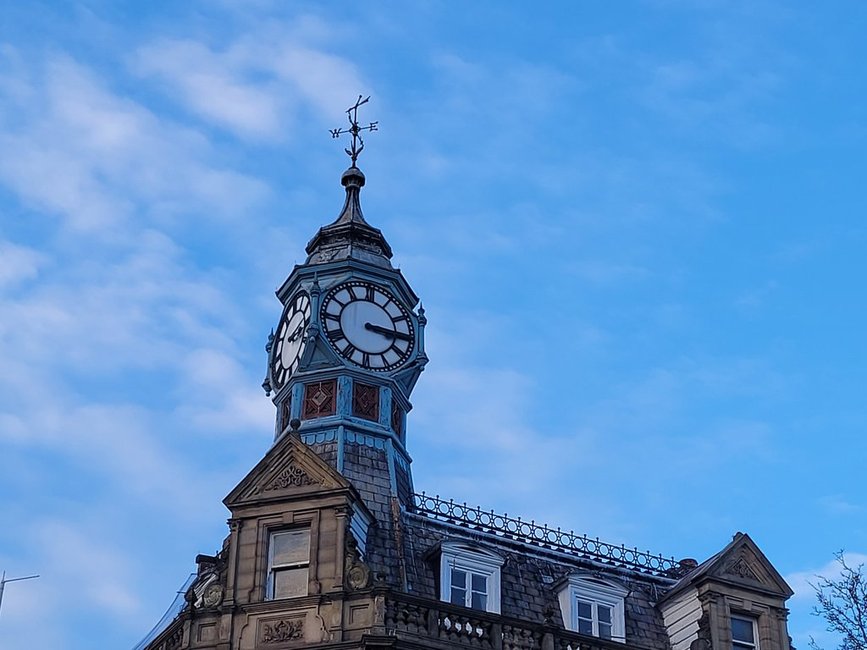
364, 322, 413, 342
287, 324, 305, 343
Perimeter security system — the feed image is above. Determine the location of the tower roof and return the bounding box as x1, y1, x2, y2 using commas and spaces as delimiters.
305, 165, 394, 268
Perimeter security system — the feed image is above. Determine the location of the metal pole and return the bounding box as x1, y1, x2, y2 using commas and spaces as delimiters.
0, 571, 40, 618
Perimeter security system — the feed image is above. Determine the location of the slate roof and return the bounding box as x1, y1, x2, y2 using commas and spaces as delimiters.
382, 507, 680, 649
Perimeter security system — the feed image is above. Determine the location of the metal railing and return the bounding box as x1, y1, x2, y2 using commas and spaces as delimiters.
411, 493, 681, 577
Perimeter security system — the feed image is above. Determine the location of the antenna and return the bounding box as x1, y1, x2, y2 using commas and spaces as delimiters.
0, 570, 40, 618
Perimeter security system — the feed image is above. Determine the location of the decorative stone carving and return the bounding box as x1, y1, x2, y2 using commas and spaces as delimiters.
202, 583, 223, 608
261, 618, 304, 644
347, 563, 370, 590
724, 554, 761, 582
264, 464, 316, 492
344, 536, 370, 591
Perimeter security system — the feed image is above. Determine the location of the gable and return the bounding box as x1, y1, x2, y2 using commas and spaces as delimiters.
708, 535, 793, 596
224, 431, 351, 509
686, 533, 793, 599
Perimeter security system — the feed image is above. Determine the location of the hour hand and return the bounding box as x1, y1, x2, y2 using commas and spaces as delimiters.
364, 322, 413, 341
287, 324, 304, 343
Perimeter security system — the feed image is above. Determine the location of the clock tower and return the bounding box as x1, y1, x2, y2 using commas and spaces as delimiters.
263, 99, 427, 520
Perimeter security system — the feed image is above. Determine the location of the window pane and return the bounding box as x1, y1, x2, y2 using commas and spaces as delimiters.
472, 592, 488, 610
273, 567, 308, 598
451, 568, 466, 588
577, 600, 593, 619
732, 617, 755, 643
598, 604, 612, 624
272, 530, 310, 567
599, 622, 612, 640
578, 618, 593, 635
450, 586, 466, 606
471, 573, 487, 593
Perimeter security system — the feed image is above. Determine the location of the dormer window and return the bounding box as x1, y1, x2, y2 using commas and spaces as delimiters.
439, 542, 504, 614
557, 574, 627, 642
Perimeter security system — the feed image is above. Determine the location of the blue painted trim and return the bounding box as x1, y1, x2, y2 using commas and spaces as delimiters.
300, 429, 337, 445
386, 437, 399, 496
337, 424, 345, 472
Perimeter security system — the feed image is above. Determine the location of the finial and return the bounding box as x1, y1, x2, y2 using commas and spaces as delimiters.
265, 328, 274, 353
262, 376, 272, 397
329, 95, 378, 166
289, 418, 302, 436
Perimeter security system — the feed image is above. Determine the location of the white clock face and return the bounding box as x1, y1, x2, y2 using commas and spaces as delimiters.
270, 292, 311, 389
321, 281, 414, 371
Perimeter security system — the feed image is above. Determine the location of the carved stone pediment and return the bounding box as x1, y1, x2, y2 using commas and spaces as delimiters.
722, 553, 762, 583
224, 432, 351, 508
704, 533, 794, 597
261, 463, 319, 492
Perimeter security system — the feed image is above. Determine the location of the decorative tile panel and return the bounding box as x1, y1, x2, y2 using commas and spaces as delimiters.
352, 381, 380, 421
302, 380, 336, 419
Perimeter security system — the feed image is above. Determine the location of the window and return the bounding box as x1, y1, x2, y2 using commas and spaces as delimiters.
557, 575, 627, 642
439, 542, 504, 614
267, 529, 310, 599
302, 380, 336, 419
352, 381, 379, 421
449, 566, 489, 610
732, 616, 758, 650
575, 598, 615, 638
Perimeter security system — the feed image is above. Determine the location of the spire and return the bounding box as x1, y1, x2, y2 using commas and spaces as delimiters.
305, 97, 393, 268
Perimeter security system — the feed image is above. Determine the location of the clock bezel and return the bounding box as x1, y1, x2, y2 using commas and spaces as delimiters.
320, 280, 415, 371
269, 290, 311, 390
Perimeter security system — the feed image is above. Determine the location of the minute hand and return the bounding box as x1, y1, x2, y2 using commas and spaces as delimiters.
364, 322, 413, 341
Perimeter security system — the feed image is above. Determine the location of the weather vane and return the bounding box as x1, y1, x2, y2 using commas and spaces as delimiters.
330, 95, 378, 166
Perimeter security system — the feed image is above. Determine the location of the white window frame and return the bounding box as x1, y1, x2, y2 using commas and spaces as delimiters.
266, 529, 310, 600
439, 542, 504, 614
557, 574, 627, 642
731, 614, 759, 650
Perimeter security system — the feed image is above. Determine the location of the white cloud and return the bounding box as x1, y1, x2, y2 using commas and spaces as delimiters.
32, 519, 143, 617
816, 495, 863, 516
786, 552, 867, 601
0, 52, 268, 231
0, 240, 44, 287
132, 30, 367, 141
178, 347, 274, 433
133, 39, 285, 139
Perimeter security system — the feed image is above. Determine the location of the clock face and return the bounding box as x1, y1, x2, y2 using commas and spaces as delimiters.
321, 281, 414, 371
270, 291, 311, 389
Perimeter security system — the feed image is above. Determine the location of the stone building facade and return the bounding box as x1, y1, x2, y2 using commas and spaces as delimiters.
136, 154, 794, 650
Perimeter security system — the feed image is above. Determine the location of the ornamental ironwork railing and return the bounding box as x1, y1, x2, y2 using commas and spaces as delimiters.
411, 493, 681, 577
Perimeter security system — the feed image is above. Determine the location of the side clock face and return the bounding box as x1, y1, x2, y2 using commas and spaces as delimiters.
321, 281, 414, 371
270, 291, 311, 389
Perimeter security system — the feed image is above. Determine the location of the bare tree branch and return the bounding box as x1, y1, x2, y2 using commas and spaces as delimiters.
810, 552, 867, 650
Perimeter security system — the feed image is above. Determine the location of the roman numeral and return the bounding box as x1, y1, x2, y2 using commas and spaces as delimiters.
365, 285, 375, 301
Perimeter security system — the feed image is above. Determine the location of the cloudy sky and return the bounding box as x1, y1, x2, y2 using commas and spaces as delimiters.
1, 1, 865, 648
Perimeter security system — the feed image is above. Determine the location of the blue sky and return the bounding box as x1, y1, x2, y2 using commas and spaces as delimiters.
0, 1, 865, 648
